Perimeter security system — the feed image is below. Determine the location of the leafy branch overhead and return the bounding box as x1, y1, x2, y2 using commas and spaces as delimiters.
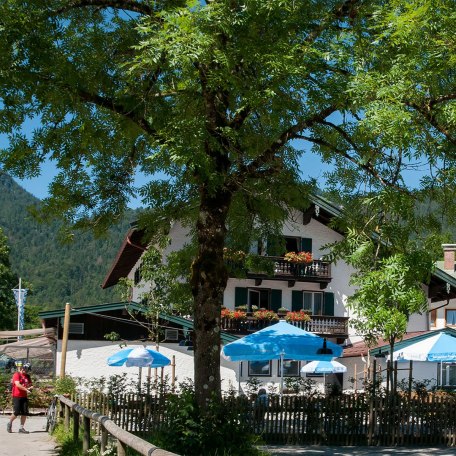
0, 0, 454, 406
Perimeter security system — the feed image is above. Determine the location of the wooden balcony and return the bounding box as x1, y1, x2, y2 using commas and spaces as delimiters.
221, 315, 349, 339
246, 256, 332, 288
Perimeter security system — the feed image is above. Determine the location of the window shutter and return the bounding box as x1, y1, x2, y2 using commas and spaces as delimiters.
235, 287, 248, 307
323, 292, 335, 316
291, 291, 303, 312
301, 237, 312, 253
270, 289, 282, 312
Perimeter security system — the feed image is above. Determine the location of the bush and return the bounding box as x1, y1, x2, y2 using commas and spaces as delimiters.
150, 382, 264, 455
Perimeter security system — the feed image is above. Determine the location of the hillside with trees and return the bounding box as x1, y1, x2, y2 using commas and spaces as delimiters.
0, 173, 139, 311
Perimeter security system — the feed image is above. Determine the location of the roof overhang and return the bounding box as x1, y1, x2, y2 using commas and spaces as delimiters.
101, 228, 147, 289
369, 327, 456, 357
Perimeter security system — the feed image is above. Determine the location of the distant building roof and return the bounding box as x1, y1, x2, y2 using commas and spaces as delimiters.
343, 331, 428, 358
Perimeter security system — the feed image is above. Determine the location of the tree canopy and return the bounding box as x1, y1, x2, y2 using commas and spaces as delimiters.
0, 228, 18, 330
0, 0, 455, 407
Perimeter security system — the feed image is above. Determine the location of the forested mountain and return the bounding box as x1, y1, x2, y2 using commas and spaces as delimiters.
0, 173, 140, 310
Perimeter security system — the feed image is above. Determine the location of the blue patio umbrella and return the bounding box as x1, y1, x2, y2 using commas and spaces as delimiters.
222, 321, 343, 393
391, 332, 456, 363
390, 332, 456, 388
300, 359, 347, 374
107, 346, 171, 368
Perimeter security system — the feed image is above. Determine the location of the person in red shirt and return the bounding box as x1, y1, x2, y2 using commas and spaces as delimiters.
7, 361, 33, 434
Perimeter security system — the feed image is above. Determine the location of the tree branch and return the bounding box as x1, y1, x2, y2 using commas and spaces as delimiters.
406, 101, 456, 147
76, 87, 157, 137
55, 0, 153, 15
297, 134, 409, 193
230, 106, 337, 189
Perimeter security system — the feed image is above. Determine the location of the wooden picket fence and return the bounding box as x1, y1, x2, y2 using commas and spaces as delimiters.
73, 391, 456, 447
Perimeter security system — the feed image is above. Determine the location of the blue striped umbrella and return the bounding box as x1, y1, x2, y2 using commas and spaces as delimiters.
107, 346, 171, 368
301, 360, 347, 374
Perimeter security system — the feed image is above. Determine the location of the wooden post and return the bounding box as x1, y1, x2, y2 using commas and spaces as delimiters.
367, 359, 377, 445
64, 403, 70, 430
354, 364, 357, 394
83, 416, 90, 453
73, 409, 80, 442
117, 439, 127, 456
171, 355, 176, 391
408, 360, 413, 400
60, 303, 71, 379
101, 427, 108, 453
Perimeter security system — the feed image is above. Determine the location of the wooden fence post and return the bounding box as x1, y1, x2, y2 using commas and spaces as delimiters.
64, 403, 70, 430
367, 359, 377, 445
118, 439, 127, 456
73, 409, 80, 442
83, 416, 90, 453
101, 426, 108, 453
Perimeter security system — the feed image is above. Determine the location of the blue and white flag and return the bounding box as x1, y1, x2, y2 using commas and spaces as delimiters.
12, 288, 28, 336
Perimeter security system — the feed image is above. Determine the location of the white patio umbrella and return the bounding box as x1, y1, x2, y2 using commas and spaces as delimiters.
301, 359, 347, 390
107, 346, 171, 393
389, 332, 456, 388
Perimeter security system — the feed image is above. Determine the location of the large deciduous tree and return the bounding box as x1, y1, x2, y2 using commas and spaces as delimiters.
0, 229, 18, 330
0, 0, 455, 407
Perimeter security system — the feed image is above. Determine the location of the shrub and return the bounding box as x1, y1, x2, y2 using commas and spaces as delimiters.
285, 310, 311, 322
150, 383, 264, 455
253, 310, 279, 321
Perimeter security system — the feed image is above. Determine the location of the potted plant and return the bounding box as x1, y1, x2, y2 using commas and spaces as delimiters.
277, 307, 288, 317
284, 251, 313, 264
285, 310, 311, 322
253, 310, 279, 321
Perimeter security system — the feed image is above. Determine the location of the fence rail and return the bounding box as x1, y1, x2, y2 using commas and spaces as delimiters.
71, 391, 456, 447
57, 395, 179, 455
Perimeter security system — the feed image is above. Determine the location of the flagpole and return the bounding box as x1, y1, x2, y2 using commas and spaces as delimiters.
17, 278, 21, 341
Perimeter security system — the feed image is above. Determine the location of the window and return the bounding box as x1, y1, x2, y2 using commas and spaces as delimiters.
446, 310, 456, 326
297, 291, 323, 315
278, 359, 300, 377
248, 361, 271, 376
134, 267, 142, 285
235, 287, 282, 312
441, 363, 456, 387
248, 289, 270, 310
68, 323, 84, 335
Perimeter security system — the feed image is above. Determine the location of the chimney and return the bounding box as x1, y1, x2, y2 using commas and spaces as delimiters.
442, 244, 456, 271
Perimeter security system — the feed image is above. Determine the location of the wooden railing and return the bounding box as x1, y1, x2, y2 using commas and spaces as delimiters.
221, 316, 349, 337
60, 391, 456, 447
269, 257, 331, 279
57, 395, 178, 456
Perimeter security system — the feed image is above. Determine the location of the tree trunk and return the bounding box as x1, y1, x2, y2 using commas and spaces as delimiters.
190, 186, 232, 409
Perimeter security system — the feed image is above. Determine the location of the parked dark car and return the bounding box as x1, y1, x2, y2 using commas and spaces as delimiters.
0, 354, 16, 372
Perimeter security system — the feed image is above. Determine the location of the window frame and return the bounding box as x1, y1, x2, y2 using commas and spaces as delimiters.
278, 359, 301, 377
248, 360, 272, 377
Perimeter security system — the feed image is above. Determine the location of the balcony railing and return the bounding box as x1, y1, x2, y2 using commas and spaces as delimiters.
268, 257, 331, 279
221, 315, 348, 338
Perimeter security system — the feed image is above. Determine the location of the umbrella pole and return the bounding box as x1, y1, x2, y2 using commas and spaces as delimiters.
138, 367, 142, 394
280, 352, 284, 397
238, 362, 241, 394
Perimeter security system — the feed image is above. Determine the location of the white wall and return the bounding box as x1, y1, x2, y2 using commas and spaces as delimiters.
57, 340, 238, 392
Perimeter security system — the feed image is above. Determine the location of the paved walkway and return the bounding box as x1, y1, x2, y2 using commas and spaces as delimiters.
262, 444, 456, 455
2, 413, 456, 456
0, 414, 58, 456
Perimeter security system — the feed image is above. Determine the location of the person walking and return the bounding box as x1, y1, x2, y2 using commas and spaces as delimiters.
7, 361, 33, 434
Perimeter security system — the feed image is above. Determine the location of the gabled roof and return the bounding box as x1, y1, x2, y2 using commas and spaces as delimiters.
101, 227, 147, 289
369, 327, 456, 357
38, 301, 239, 344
